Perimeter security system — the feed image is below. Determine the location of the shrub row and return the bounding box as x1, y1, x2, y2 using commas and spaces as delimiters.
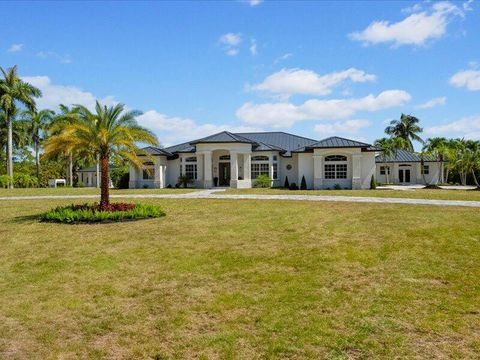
40, 203, 165, 223
0, 173, 39, 188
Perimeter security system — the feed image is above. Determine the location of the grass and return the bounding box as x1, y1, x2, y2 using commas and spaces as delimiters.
0, 187, 195, 197
225, 187, 480, 201
1, 198, 480, 358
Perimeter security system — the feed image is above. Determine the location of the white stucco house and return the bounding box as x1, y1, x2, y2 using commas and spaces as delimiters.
77, 165, 114, 188
375, 149, 442, 185
129, 131, 382, 190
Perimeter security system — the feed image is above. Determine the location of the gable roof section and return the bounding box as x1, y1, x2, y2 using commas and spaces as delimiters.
237, 132, 318, 156
304, 136, 373, 150
141, 146, 174, 156
190, 131, 257, 144
375, 149, 439, 163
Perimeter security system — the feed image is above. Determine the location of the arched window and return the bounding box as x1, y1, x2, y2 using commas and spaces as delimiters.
219, 155, 230, 161
324, 155, 347, 179
252, 155, 269, 161
251, 155, 269, 179
325, 155, 347, 162
185, 156, 197, 162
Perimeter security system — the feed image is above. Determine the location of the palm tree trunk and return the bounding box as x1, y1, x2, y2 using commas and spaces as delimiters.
472, 170, 480, 189
439, 161, 444, 185
96, 156, 100, 188
35, 140, 40, 180
100, 155, 110, 208
6, 111, 13, 189
69, 153, 73, 186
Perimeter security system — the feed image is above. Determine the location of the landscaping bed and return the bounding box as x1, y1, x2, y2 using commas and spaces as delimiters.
40, 202, 165, 223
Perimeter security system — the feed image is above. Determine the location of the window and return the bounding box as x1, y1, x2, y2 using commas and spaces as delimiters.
325, 155, 347, 162
324, 155, 347, 179
272, 163, 278, 180
185, 156, 197, 162
252, 155, 269, 161
251, 163, 269, 179
185, 164, 197, 180
380, 166, 390, 175
219, 155, 230, 161
421, 165, 429, 175
143, 169, 154, 180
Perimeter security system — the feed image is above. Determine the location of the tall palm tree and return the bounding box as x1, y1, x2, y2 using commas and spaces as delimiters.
0, 109, 29, 168
422, 137, 448, 184
0, 66, 41, 188
374, 137, 406, 184
21, 109, 54, 179
385, 114, 423, 151
44, 101, 158, 208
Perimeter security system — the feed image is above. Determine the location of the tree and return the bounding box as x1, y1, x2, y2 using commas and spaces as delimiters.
374, 137, 406, 184
44, 101, 158, 208
300, 175, 307, 190
422, 137, 448, 184
0, 109, 30, 169
0, 66, 41, 188
385, 114, 423, 151
284, 176, 289, 189
21, 109, 54, 179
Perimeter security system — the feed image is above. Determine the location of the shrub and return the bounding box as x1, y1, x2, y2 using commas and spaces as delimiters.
0, 175, 12, 188
254, 174, 271, 188
178, 175, 194, 188
40, 203, 165, 223
333, 184, 342, 190
289, 182, 299, 190
284, 176, 289, 189
110, 166, 130, 189
370, 175, 376, 190
13, 173, 38, 188
300, 175, 307, 190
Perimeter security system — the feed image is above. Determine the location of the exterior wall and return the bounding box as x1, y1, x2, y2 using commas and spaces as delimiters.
297, 152, 314, 189
129, 155, 168, 189
78, 171, 98, 187
375, 162, 441, 185
279, 155, 297, 188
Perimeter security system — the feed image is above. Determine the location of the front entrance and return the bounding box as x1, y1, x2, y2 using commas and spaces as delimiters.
398, 168, 411, 183
219, 162, 231, 186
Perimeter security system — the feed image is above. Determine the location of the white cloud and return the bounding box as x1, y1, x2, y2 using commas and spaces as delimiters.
350, 1, 467, 47
248, 0, 263, 6
449, 69, 480, 91
219, 33, 242, 56
416, 96, 447, 109
137, 110, 262, 146
426, 115, 480, 139
249, 39, 257, 56
314, 119, 372, 136
250, 68, 377, 97
236, 89, 411, 128
7, 43, 23, 53
22, 76, 116, 110
37, 51, 72, 64
273, 53, 292, 64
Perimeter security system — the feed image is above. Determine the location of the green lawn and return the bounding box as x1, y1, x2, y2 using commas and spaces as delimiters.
224, 187, 480, 201
0, 187, 195, 197
1, 198, 479, 358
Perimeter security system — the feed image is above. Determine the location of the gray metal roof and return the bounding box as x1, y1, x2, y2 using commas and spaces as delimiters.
375, 149, 439, 163
190, 131, 257, 144
141, 146, 174, 156
142, 132, 374, 157
305, 136, 372, 150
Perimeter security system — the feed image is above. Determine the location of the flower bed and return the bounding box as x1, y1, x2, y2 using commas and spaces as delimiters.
40, 202, 165, 224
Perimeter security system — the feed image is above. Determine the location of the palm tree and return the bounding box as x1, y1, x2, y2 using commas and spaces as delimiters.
0, 66, 41, 188
0, 109, 30, 168
422, 137, 448, 184
21, 109, 54, 179
374, 137, 406, 184
44, 101, 158, 208
385, 114, 423, 151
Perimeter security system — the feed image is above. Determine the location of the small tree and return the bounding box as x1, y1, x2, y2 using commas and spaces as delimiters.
284, 176, 289, 189
370, 175, 376, 189
254, 174, 271, 188
300, 175, 307, 190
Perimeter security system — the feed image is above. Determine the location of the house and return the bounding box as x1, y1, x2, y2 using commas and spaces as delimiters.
375, 149, 442, 185
76, 165, 114, 188
129, 131, 380, 190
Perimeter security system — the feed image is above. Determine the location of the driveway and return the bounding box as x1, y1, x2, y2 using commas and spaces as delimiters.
1, 189, 480, 208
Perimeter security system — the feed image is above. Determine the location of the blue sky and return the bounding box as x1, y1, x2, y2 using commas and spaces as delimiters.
1, 0, 479, 149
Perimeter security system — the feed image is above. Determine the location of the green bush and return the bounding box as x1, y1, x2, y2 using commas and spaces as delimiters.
370, 175, 376, 190
13, 173, 38, 188
111, 166, 130, 189
254, 174, 272, 188
178, 175, 194, 188
300, 175, 307, 190
40, 203, 165, 223
0, 175, 12, 188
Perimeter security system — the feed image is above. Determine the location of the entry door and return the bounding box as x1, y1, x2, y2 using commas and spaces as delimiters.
219, 163, 231, 186
398, 169, 411, 183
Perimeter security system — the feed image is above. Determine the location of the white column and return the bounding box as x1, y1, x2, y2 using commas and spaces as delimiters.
129, 164, 137, 189
197, 153, 203, 185
313, 154, 323, 190
230, 151, 238, 186
243, 152, 252, 188
154, 158, 161, 188
203, 151, 213, 188
87, 173, 92, 187
352, 153, 362, 189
